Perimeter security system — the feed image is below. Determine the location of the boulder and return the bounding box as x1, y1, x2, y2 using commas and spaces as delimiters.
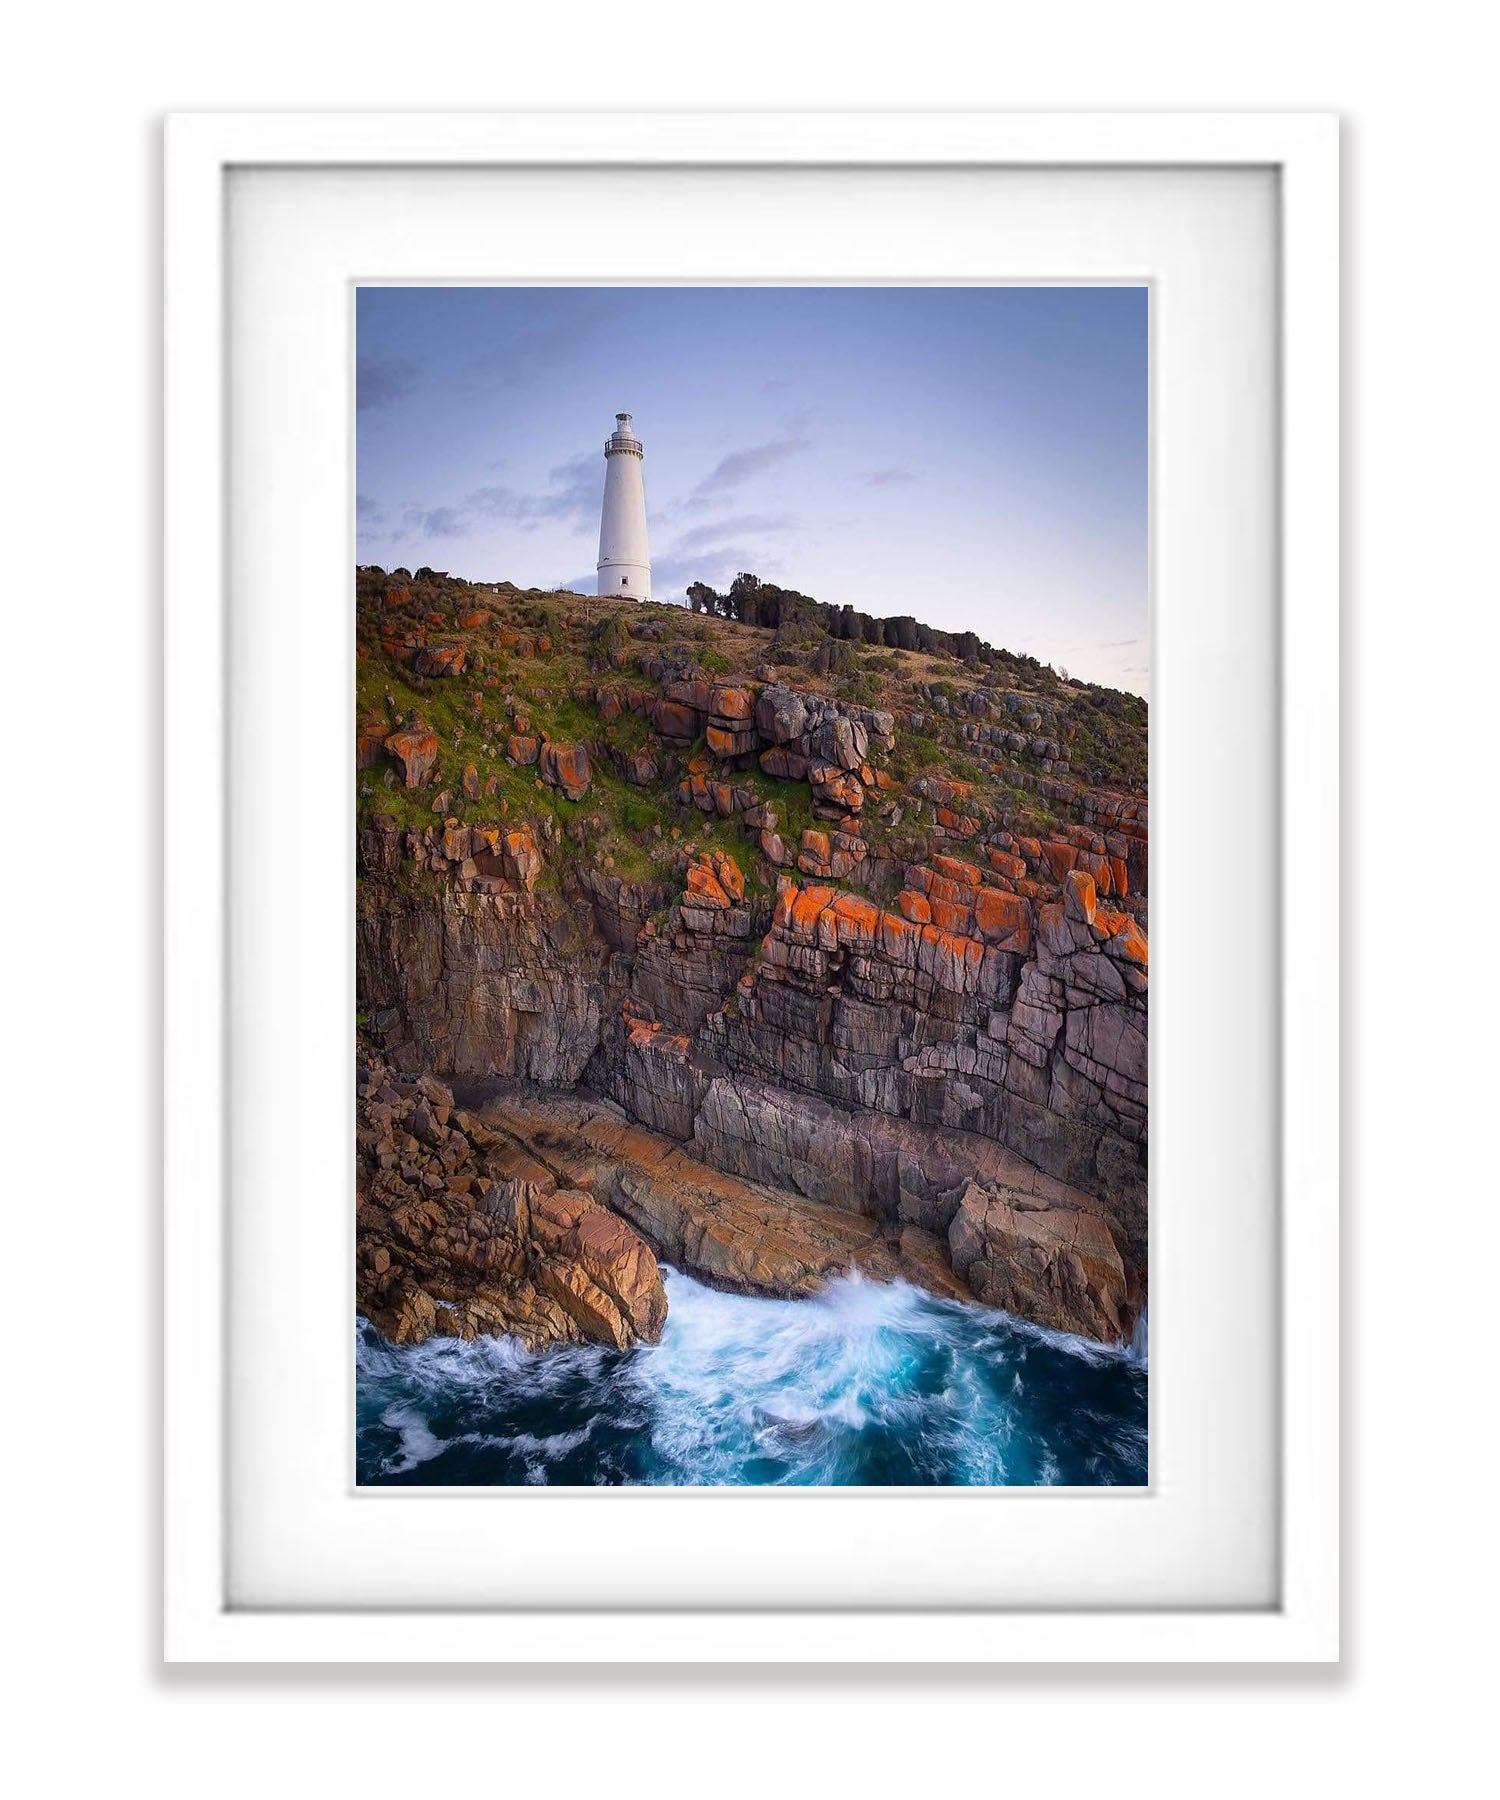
809, 714, 868, 771
948, 1179, 1128, 1341
759, 746, 809, 781
501, 825, 542, 890
685, 861, 732, 909
709, 850, 745, 900
1063, 867, 1097, 926
1041, 840, 1080, 883
651, 698, 702, 742
383, 720, 438, 788
414, 644, 466, 678
755, 685, 809, 745
973, 886, 1031, 947
797, 829, 833, 878
706, 723, 756, 757
356, 720, 388, 769
808, 763, 864, 814
709, 685, 754, 722
529, 1187, 667, 1348
540, 741, 592, 801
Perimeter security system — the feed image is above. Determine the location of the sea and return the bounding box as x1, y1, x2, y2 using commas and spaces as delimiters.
356, 1267, 1147, 1487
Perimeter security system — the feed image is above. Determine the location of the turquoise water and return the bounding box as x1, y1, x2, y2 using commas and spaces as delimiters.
356, 1267, 1147, 1487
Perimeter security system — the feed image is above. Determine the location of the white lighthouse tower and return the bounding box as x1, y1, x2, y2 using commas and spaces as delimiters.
597, 412, 651, 600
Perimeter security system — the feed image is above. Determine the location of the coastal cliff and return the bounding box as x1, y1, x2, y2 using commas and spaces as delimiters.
355, 569, 1148, 1347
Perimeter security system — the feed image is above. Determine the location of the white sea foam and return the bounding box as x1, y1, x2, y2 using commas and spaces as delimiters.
1129, 1301, 1149, 1366
482, 1421, 599, 1462
356, 1267, 1148, 1487
622, 1269, 931, 1482
378, 1402, 447, 1475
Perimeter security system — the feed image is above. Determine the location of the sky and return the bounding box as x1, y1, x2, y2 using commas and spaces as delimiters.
356, 286, 1147, 694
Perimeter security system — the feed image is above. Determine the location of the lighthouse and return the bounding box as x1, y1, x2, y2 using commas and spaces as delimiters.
597, 412, 651, 601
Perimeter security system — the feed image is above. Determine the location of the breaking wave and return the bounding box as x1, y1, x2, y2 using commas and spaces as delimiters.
356, 1267, 1147, 1487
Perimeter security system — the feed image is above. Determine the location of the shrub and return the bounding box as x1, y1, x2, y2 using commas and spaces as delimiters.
590, 613, 631, 663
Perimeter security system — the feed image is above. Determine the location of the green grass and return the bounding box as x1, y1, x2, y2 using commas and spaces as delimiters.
355, 572, 1147, 902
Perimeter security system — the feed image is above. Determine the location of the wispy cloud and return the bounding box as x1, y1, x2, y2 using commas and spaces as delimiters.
666, 512, 799, 555
637, 508, 802, 601
376, 455, 602, 546
418, 506, 473, 538
859, 467, 917, 488
651, 549, 759, 595
691, 432, 810, 500
356, 355, 421, 412
467, 453, 599, 534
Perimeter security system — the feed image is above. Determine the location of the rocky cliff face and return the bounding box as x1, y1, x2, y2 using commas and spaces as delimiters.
358, 826, 1146, 1340
356, 872, 609, 1086
355, 573, 1148, 1346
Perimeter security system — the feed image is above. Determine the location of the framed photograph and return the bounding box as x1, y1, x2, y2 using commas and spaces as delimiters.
164, 112, 1338, 1661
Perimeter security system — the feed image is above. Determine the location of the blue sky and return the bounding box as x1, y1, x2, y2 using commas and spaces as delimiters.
356, 286, 1147, 694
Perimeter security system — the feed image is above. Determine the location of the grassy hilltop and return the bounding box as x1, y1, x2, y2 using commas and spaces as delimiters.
355, 565, 1147, 902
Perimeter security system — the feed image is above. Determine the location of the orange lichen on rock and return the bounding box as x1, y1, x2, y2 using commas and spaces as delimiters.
973, 886, 1030, 942
1041, 841, 1080, 883
709, 850, 745, 901
1063, 867, 1098, 925
917, 923, 986, 993
931, 897, 972, 935
684, 849, 746, 910
931, 855, 982, 889
624, 1014, 691, 1055
383, 719, 439, 788
830, 891, 881, 951
877, 907, 922, 963
786, 884, 836, 940
709, 685, 754, 721
685, 862, 731, 908
414, 643, 466, 678
539, 741, 592, 801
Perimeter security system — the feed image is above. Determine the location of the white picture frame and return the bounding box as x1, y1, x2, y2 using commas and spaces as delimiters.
164, 111, 1338, 1663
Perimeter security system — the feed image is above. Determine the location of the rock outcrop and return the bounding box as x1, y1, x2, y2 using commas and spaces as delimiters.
948, 1178, 1128, 1341
584, 858, 1147, 1265
383, 718, 438, 789
539, 739, 591, 801
356, 1053, 667, 1351
463, 1081, 970, 1304
358, 811, 616, 1082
